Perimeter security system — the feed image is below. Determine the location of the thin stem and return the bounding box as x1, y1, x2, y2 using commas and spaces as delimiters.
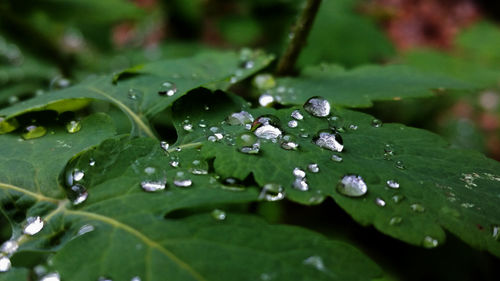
275, 0, 322, 76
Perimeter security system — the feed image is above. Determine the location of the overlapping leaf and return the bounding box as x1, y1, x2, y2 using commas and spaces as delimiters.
0, 50, 274, 137
262, 64, 471, 108
170, 90, 500, 257
0, 130, 381, 281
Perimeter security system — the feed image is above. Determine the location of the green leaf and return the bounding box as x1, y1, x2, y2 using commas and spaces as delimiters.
263, 64, 471, 108
0, 51, 274, 138
1, 136, 381, 281
170, 90, 500, 257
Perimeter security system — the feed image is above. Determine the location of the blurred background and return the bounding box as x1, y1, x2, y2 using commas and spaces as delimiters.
1, 1, 499, 280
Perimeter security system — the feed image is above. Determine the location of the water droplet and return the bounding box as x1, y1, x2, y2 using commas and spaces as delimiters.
40, 272, 61, 281
291, 110, 304, 120
348, 124, 358, 130
281, 141, 299, 150
395, 160, 406, 170
391, 194, 405, 203
422, 236, 439, 248
158, 82, 177, 96
386, 180, 400, 189
259, 94, 274, 107
492, 225, 500, 240
50, 77, 71, 90
303, 256, 327, 272
128, 88, 143, 100
0, 256, 11, 272
208, 136, 217, 142
22, 125, 47, 140
211, 209, 226, 221
66, 120, 81, 133
174, 172, 193, 187
253, 74, 276, 90
77, 224, 95, 236
371, 119, 382, 128
70, 184, 88, 205
169, 161, 179, 168
183, 124, 193, 132
259, 183, 285, 201
237, 133, 260, 154
89, 158, 96, 167
160, 141, 169, 151
287, 120, 298, 128
189, 160, 208, 175
307, 163, 319, 173
241, 60, 254, 69
293, 178, 309, 191
8, 95, 19, 105
331, 154, 343, 162
227, 111, 254, 125
293, 168, 306, 178
337, 175, 367, 197
24, 216, 44, 235
131, 277, 141, 281
140, 180, 166, 192
303, 96, 330, 117
313, 129, 343, 152
0, 240, 18, 255
389, 216, 403, 225
410, 203, 425, 212
252, 116, 282, 141
375, 197, 386, 207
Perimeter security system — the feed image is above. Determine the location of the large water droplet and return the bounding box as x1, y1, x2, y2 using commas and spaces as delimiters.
259, 183, 285, 201
307, 163, 319, 173
66, 120, 81, 133
337, 175, 367, 197
293, 168, 306, 178
422, 236, 439, 248
22, 125, 47, 140
303, 96, 330, 117
0, 256, 11, 272
291, 110, 304, 120
386, 180, 400, 189
211, 209, 226, 221
0, 240, 18, 255
66, 168, 84, 186
69, 184, 88, 205
24, 216, 44, 235
313, 130, 343, 152
140, 180, 166, 192
227, 111, 254, 126
158, 82, 177, 96
253, 118, 282, 140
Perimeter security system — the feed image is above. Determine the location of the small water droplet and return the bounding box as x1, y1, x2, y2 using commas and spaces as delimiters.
389, 216, 403, 225
183, 124, 193, 131
281, 141, 299, 150
89, 158, 96, 167
386, 180, 400, 189
303, 256, 327, 272
227, 111, 254, 126
375, 197, 386, 207
0, 240, 18, 255
208, 136, 217, 142
259, 183, 285, 201
331, 154, 343, 162
128, 88, 143, 100
391, 194, 405, 203
140, 180, 166, 192
24, 216, 44, 235
189, 160, 208, 175
259, 94, 274, 107
422, 236, 439, 248
66, 120, 81, 133
395, 160, 406, 169
158, 81, 177, 96
307, 163, 319, 173
22, 125, 47, 140
371, 119, 382, 128
293, 168, 306, 178
291, 110, 304, 120
174, 172, 193, 187
253, 74, 276, 90
130, 277, 141, 281
50, 77, 71, 90
77, 224, 95, 236
337, 175, 367, 197
303, 96, 331, 117
293, 178, 309, 191
40, 272, 61, 281
169, 161, 179, 168
492, 225, 500, 240
70, 184, 88, 205
211, 209, 226, 221
287, 120, 298, 128
348, 124, 358, 130
410, 203, 425, 212
0, 256, 11, 272
160, 141, 169, 151
313, 129, 343, 152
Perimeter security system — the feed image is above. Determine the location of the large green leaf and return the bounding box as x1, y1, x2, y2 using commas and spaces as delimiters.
169, 90, 500, 257
261, 64, 471, 108
0, 135, 381, 281
0, 51, 274, 137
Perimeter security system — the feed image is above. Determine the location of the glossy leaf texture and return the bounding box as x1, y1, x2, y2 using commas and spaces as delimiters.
170, 90, 500, 257
0, 50, 274, 137
260, 64, 471, 108
0, 134, 381, 281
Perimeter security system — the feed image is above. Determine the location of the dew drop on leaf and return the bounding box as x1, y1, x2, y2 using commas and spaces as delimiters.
211, 209, 226, 221
169, 160, 179, 168
140, 180, 166, 192
189, 160, 208, 175
70, 184, 88, 205
422, 236, 439, 248
307, 163, 319, 173
313, 129, 343, 152
492, 225, 500, 241
24, 216, 44, 235
131, 276, 141, 281
174, 172, 193, 187
391, 194, 405, 203
253, 115, 282, 141
77, 224, 95, 236
128, 88, 143, 100
259, 183, 285, 201
66, 120, 81, 133
293, 178, 309, 191
0, 256, 11, 272
280, 135, 299, 150
375, 197, 386, 207
386, 180, 400, 189
331, 154, 343, 162
253, 73, 276, 90
395, 160, 406, 170
291, 110, 304, 120
22, 125, 47, 140
89, 158, 96, 167
158, 81, 177, 96
389, 217, 403, 226
303, 256, 327, 272
40, 272, 61, 281
348, 124, 358, 130
183, 123, 193, 132
288, 120, 298, 128
371, 119, 382, 128
226, 111, 254, 126
0, 240, 18, 255
410, 203, 425, 212
160, 141, 169, 151
293, 168, 306, 178
337, 175, 367, 197
303, 96, 330, 117
259, 94, 274, 107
